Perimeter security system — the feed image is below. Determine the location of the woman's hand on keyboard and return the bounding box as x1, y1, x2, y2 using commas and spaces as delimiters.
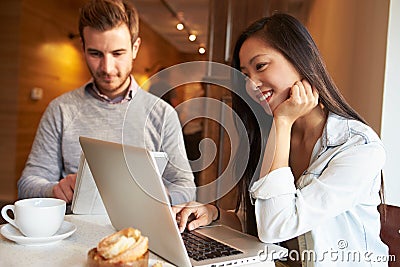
172, 201, 219, 233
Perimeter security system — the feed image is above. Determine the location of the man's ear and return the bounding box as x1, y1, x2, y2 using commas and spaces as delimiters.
132, 37, 141, 59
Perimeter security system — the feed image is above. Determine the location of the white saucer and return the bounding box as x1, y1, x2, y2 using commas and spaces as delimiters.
0, 221, 76, 246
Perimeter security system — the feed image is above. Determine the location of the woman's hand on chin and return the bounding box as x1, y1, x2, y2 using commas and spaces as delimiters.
273, 79, 319, 125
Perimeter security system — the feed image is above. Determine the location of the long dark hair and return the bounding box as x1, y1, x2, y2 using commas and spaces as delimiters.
231, 13, 367, 235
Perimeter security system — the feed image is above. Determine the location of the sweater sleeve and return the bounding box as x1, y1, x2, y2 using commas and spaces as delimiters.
159, 107, 196, 205
17, 101, 64, 198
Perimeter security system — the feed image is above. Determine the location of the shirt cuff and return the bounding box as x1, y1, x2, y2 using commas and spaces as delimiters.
249, 167, 296, 199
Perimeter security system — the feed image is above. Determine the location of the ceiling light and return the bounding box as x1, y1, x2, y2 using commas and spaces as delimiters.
198, 47, 206, 54
160, 0, 202, 53
176, 23, 184, 31
188, 34, 197, 42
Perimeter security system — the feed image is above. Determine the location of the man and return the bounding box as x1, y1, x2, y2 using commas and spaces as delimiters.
18, 0, 195, 205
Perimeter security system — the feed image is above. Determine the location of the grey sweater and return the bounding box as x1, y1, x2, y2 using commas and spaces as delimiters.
18, 83, 196, 205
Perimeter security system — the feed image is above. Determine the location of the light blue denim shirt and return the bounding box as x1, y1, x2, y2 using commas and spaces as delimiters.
250, 112, 389, 266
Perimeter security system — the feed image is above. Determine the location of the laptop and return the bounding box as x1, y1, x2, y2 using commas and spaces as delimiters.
79, 136, 287, 267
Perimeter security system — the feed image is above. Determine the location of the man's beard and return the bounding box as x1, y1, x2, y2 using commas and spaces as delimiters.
92, 70, 131, 94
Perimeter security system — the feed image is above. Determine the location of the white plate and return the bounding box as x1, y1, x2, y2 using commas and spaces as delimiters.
0, 221, 76, 246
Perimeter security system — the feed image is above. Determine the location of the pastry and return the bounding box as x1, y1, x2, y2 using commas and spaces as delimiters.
88, 227, 149, 267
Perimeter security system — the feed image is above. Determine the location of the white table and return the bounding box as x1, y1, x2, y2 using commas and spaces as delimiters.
0, 215, 276, 267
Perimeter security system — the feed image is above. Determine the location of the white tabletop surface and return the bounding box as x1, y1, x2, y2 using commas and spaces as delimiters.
0, 214, 276, 267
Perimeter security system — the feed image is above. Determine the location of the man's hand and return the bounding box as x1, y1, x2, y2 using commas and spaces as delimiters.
52, 174, 77, 203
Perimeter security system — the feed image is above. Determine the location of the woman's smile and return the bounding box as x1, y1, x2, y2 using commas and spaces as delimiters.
259, 90, 273, 102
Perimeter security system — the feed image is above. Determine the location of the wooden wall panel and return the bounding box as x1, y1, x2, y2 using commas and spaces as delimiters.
0, 0, 21, 200
15, 0, 90, 195
307, 0, 388, 134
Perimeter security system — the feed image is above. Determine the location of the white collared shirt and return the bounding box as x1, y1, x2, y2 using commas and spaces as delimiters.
250, 113, 389, 266
87, 75, 138, 104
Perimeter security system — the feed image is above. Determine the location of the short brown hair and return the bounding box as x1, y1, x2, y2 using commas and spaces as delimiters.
79, 0, 139, 46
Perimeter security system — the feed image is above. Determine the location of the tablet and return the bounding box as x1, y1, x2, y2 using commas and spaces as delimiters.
71, 151, 168, 214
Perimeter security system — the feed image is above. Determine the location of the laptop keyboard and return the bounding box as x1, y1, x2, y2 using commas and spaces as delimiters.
181, 230, 243, 262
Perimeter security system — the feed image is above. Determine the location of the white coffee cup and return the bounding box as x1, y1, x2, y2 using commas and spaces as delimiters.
1, 198, 66, 238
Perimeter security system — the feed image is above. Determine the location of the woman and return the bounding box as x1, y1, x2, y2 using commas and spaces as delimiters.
173, 13, 388, 266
